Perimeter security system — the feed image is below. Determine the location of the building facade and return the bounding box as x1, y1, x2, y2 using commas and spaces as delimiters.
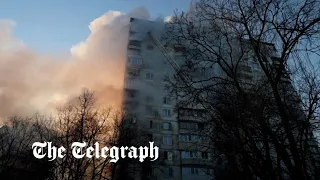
123, 18, 213, 180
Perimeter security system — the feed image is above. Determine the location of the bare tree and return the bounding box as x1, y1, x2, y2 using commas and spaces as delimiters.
50, 89, 156, 180
0, 89, 153, 180
0, 115, 54, 179
164, 0, 320, 179
48, 89, 116, 180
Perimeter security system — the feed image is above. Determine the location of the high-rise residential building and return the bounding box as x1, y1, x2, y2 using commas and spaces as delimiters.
123, 17, 214, 180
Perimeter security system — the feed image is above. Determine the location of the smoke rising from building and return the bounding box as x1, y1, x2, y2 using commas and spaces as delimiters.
0, 7, 150, 118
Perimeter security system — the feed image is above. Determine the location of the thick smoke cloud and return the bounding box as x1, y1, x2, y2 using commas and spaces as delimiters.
0, 7, 150, 118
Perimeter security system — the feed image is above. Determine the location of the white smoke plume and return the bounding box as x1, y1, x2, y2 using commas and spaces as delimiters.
0, 7, 150, 118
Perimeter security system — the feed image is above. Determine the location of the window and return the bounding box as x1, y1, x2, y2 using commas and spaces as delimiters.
149, 121, 153, 128
191, 135, 201, 142
179, 109, 193, 116
127, 70, 139, 77
198, 169, 207, 176
164, 151, 173, 161
128, 57, 142, 64
163, 135, 173, 145
179, 135, 187, 141
202, 152, 209, 159
125, 78, 135, 88
164, 167, 173, 177
162, 122, 171, 130
125, 89, 137, 98
182, 167, 191, 175
179, 134, 201, 142
180, 122, 198, 130
182, 167, 210, 176
163, 96, 171, 105
191, 168, 199, 175
128, 40, 141, 47
184, 167, 198, 175
181, 151, 198, 159
162, 109, 171, 117
146, 72, 154, 80
128, 47, 141, 53
182, 167, 199, 175
180, 109, 207, 117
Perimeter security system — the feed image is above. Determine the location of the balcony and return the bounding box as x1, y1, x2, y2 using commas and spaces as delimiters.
128, 45, 141, 50
128, 31, 144, 41
126, 69, 140, 79
127, 57, 143, 70
124, 88, 139, 100
128, 40, 142, 49
123, 100, 139, 111
179, 122, 205, 134
178, 108, 208, 122
124, 78, 142, 90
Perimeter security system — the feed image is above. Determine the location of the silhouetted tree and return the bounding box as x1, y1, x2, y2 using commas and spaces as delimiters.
164, 0, 320, 179
0, 89, 154, 180
0, 116, 54, 180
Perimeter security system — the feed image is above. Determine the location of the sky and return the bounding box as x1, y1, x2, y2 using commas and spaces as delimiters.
0, 0, 192, 53
0, 0, 193, 118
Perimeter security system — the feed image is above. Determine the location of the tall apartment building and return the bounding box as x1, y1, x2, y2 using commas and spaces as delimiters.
122, 17, 319, 180
123, 18, 213, 180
